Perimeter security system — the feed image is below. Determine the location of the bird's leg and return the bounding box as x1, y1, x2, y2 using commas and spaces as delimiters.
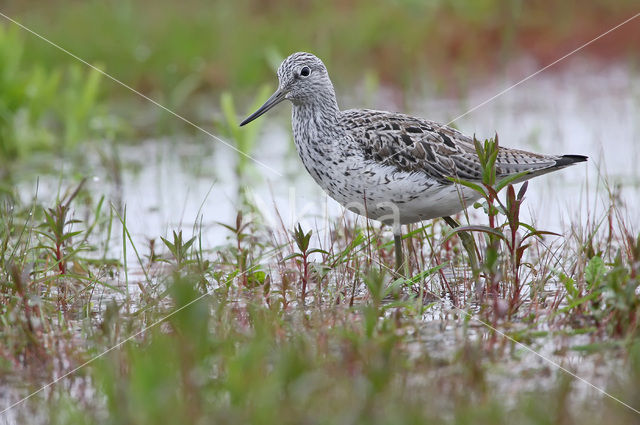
443, 216, 479, 274
394, 231, 404, 274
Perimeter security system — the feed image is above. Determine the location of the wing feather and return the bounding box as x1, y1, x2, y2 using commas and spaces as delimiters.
341, 109, 568, 184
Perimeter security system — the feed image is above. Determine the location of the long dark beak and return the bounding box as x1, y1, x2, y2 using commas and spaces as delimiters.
239, 88, 287, 126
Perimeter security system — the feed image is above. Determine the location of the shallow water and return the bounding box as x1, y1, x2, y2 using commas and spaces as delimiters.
90, 61, 639, 259
4, 59, 638, 425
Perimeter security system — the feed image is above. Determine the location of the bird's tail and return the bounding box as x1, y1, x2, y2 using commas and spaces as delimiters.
553, 154, 588, 168
507, 154, 588, 184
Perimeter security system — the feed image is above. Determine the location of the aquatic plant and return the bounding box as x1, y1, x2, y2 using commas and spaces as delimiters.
0, 26, 117, 165
216, 86, 272, 201
447, 136, 561, 318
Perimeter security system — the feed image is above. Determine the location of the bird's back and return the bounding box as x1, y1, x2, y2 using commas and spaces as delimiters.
339, 109, 586, 184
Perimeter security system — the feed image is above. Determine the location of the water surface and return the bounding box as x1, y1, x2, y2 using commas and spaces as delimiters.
99, 62, 639, 255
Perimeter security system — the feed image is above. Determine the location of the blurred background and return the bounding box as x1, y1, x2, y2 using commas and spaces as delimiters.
1, 0, 639, 251
1, 2, 640, 424
0, 0, 636, 230
1, 1, 638, 100
4, 0, 639, 97
0, 0, 638, 242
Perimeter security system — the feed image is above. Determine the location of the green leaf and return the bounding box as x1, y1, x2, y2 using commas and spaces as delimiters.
221, 91, 242, 146
585, 256, 606, 289
473, 138, 485, 163
293, 223, 312, 252
282, 252, 303, 261
521, 229, 561, 241
405, 262, 448, 285
160, 236, 175, 253
60, 230, 83, 242
561, 273, 579, 299
495, 172, 529, 193
443, 225, 506, 242
182, 236, 197, 252
555, 292, 600, 314
446, 176, 486, 196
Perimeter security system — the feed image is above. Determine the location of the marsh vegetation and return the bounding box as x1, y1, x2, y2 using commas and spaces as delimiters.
1, 1, 640, 424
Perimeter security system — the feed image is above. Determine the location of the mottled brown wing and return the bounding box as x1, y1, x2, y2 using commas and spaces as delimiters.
341, 109, 561, 184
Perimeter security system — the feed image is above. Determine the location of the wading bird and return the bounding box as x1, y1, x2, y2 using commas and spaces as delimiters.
240, 52, 587, 271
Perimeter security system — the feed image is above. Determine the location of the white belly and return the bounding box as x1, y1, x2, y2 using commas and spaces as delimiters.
299, 151, 481, 225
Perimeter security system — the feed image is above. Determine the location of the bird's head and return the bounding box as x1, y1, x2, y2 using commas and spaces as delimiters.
240, 52, 334, 126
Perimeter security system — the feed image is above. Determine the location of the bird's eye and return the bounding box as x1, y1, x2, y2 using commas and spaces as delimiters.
300, 66, 311, 77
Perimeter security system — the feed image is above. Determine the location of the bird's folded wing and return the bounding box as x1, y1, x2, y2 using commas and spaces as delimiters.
342, 109, 562, 184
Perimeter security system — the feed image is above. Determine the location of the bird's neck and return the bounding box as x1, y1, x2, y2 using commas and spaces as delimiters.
291, 90, 341, 144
